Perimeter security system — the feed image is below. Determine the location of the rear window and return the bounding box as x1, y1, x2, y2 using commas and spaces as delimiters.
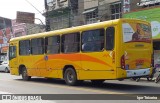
122, 22, 151, 43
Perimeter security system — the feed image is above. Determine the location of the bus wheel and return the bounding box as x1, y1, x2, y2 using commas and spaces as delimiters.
91, 80, 105, 85
22, 67, 31, 81
64, 68, 77, 86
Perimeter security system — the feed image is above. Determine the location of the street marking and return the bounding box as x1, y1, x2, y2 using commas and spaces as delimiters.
0, 91, 12, 94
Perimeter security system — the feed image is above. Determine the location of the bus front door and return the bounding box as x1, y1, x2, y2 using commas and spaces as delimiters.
9, 43, 18, 75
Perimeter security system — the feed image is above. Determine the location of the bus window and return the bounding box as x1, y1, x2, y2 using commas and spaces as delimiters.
31, 38, 44, 55
153, 41, 160, 50
106, 27, 115, 50
45, 36, 60, 54
9, 46, 16, 60
19, 40, 30, 55
61, 33, 80, 53
82, 29, 104, 52
122, 23, 151, 43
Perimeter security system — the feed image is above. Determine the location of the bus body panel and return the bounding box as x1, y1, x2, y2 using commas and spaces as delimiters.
80, 50, 117, 79
19, 55, 45, 76
45, 54, 81, 78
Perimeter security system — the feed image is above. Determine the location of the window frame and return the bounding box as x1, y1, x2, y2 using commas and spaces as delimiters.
110, 2, 122, 20
19, 40, 30, 55
61, 32, 80, 53
31, 38, 45, 55
45, 35, 60, 54
85, 8, 98, 24
106, 27, 115, 51
81, 28, 105, 52
9, 46, 16, 60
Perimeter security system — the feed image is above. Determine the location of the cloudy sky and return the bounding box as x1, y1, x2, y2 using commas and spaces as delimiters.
0, 0, 45, 24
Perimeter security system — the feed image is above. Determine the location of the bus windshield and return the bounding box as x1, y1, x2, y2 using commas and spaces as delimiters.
122, 22, 151, 43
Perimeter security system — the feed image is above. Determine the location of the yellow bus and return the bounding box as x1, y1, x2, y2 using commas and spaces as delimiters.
9, 19, 153, 85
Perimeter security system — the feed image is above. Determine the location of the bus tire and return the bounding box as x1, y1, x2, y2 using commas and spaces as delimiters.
91, 80, 105, 85
22, 67, 31, 81
64, 68, 78, 86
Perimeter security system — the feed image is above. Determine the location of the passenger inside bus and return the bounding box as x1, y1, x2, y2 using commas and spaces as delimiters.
82, 36, 95, 51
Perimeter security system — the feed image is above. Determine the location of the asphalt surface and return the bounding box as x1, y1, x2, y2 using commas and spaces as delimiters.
0, 72, 160, 103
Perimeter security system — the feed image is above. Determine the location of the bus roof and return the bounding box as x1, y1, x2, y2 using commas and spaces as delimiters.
10, 18, 149, 42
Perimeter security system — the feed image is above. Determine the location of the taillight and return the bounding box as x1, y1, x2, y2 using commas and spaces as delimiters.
151, 54, 154, 67
121, 55, 125, 69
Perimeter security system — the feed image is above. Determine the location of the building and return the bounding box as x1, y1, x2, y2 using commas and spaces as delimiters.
12, 19, 45, 37
44, 0, 78, 30
84, 0, 121, 23
12, 20, 26, 37
25, 23, 45, 35
0, 17, 12, 61
44, 0, 160, 33
44, 0, 124, 30
122, 0, 160, 39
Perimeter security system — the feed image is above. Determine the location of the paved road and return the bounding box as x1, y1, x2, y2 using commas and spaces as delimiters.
0, 72, 160, 103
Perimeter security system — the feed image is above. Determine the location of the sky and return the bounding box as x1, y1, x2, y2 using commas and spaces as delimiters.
0, 0, 45, 24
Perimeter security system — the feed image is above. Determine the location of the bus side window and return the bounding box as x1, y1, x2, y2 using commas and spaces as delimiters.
61, 33, 80, 53
19, 40, 30, 55
106, 27, 115, 50
31, 38, 44, 55
45, 36, 60, 54
82, 29, 104, 52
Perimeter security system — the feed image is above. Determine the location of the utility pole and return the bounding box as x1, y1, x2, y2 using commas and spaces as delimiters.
44, 0, 51, 31
25, 0, 43, 15
68, 0, 72, 27
68, 0, 78, 27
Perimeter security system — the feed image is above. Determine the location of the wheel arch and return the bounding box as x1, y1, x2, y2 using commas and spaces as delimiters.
19, 64, 26, 75
62, 65, 77, 78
